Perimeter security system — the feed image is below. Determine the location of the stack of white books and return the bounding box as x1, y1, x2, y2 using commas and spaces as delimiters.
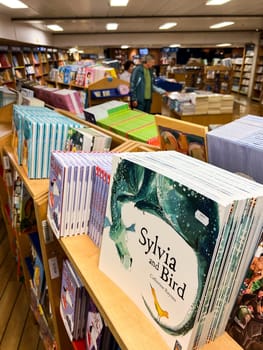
47, 151, 113, 245
207, 94, 222, 114
220, 94, 234, 114
207, 114, 263, 184
193, 93, 209, 115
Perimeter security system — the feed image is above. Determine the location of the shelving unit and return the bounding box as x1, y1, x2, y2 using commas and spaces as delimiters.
22, 47, 36, 81
251, 41, 263, 102
11, 46, 26, 83
204, 65, 232, 94
0, 103, 245, 350
231, 54, 244, 93
87, 77, 130, 107
185, 62, 204, 89
239, 44, 255, 97
0, 46, 15, 88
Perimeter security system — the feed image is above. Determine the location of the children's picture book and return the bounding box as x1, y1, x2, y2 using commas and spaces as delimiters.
19, 182, 37, 234
60, 259, 83, 341
99, 151, 263, 350
155, 114, 208, 162
226, 231, 263, 349
33, 253, 45, 301
85, 298, 104, 350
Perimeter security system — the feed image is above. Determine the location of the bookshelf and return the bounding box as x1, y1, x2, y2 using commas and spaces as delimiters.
239, 44, 255, 97
185, 62, 204, 89
0, 104, 244, 350
204, 65, 232, 94
251, 41, 263, 102
231, 54, 244, 93
0, 46, 15, 88
11, 46, 26, 82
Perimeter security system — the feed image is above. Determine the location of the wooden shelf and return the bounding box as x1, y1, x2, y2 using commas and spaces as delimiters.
58, 234, 242, 350
0, 103, 243, 350
3, 145, 49, 200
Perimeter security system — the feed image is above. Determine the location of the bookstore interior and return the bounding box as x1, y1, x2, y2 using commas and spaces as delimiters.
1, 0, 263, 350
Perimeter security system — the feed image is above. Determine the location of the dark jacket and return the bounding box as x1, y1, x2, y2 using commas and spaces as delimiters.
130, 64, 165, 105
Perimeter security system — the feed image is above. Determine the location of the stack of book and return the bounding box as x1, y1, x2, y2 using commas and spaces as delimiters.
65, 126, 112, 152
47, 151, 113, 244
193, 93, 209, 115
60, 259, 89, 341
96, 103, 158, 143
99, 150, 263, 350
83, 100, 128, 123
12, 105, 82, 178
207, 93, 222, 114
220, 94, 234, 114
207, 114, 263, 184
167, 92, 195, 115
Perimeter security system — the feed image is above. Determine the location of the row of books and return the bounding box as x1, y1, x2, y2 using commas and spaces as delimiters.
2, 155, 37, 234
60, 258, 121, 349
47, 151, 113, 243
48, 63, 117, 87
13, 105, 113, 179
98, 150, 263, 350
12, 105, 82, 178
28, 233, 56, 349
33, 85, 84, 116
94, 103, 158, 144
0, 53, 11, 67
75, 64, 117, 87
65, 126, 112, 153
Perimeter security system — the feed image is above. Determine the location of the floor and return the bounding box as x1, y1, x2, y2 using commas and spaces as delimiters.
0, 211, 45, 350
0, 94, 262, 350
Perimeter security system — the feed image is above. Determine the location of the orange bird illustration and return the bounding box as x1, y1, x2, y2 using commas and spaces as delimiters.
150, 284, 169, 320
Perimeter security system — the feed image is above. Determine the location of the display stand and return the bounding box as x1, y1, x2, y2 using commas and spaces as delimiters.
204, 65, 232, 94
0, 104, 243, 350
87, 77, 130, 107
161, 102, 234, 126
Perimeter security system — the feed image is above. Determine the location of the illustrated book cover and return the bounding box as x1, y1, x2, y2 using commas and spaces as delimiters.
85, 298, 104, 350
155, 114, 208, 162
226, 231, 263, 349
99, 151, 263, 350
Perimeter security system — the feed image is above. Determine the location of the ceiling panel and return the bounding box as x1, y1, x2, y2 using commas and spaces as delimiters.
1, 0, 262, 47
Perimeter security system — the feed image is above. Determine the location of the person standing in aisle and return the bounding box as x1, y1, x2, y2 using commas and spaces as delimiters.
119, 60, 135, 82
130, 54, 167, 113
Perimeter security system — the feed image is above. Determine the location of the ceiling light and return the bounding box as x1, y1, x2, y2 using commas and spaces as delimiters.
0, 0, 28, 8
47, 24, 64, 31
110, 0, 129, 6
106, 23, 119, 30
206, 0, 231, 5
216, 43, 232, 47
121, 45, 130, 49
210, 21, 234, 29
159, 22, 177, 30
169, 44, 181, 48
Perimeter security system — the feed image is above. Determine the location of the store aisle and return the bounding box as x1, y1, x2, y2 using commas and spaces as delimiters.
0, 212, 44, 350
